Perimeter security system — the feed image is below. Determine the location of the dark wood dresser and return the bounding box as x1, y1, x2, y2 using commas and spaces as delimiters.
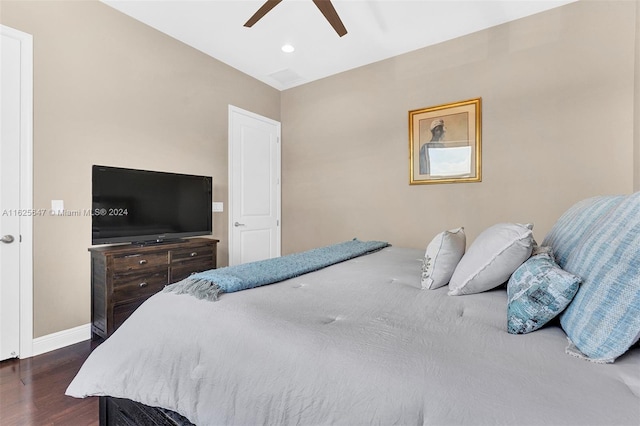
89, 238, 218, 339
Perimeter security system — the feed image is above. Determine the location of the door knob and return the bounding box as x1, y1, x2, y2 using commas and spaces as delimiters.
234, 222, 246, 227
1, 235, 15, 244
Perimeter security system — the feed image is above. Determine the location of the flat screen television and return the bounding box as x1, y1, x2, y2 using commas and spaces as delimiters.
92, 165, 212, 245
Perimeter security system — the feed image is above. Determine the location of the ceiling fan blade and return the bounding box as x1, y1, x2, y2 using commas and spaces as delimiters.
312, 0, 347, 37
244, 0, 283, 28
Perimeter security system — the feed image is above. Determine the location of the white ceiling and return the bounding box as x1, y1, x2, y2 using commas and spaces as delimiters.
101, 0, 577, 91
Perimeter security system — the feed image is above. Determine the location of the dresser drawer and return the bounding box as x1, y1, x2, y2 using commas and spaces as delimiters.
112, 252, 167, 272
170, 245, 214, 264
113, 298, 147, 332
170, 261, 214, 283
112, 270, 168, 303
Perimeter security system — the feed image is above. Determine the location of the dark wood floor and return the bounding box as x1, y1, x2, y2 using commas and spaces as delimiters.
0, 339, 102, 426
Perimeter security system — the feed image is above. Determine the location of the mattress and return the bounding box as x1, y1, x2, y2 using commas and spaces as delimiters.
66, 247, 640, 425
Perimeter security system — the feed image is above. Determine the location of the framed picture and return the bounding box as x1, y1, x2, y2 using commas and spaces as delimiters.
409, 98, 481, 185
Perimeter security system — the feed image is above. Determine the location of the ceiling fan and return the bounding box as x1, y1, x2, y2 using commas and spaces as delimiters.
244, 0, 348, 37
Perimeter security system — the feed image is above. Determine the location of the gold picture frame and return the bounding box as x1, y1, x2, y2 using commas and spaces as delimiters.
409, 98, 482, 185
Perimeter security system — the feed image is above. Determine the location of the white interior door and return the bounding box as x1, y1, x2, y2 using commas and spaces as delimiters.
1, 27, 23, 360
228, 106, 281, 266
1, 25, 33, 361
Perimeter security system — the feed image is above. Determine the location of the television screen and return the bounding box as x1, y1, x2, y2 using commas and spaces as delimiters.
92, 165, 212, 245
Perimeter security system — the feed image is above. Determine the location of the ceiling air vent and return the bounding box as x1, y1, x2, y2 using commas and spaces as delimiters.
268, 68, 303, 86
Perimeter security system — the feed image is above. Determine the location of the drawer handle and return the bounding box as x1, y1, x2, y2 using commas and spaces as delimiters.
190, 252, 198, 257
139, 259, 147, 265
139, 282, 148, 288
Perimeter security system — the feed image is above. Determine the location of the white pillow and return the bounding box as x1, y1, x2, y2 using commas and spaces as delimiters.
448, 223, 534, 296
421, 227, 466, 290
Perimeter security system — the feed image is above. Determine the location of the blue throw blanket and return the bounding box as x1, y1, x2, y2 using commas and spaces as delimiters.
163, 238, 390, 301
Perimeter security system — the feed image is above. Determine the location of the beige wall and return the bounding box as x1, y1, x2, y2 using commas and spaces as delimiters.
281, 0, 637, 255
1, 0, 280, 337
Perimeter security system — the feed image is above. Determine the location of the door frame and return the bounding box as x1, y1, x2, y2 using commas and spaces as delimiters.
227, 105, 281, 265
1, 25, 34, 358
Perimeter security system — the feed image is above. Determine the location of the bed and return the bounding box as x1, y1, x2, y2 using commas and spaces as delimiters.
66, 243, 640, 425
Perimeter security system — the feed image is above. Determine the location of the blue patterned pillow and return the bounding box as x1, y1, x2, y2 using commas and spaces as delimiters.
507, 252, 581, 334
541, 196, 624, 268
560, 192, 640, 362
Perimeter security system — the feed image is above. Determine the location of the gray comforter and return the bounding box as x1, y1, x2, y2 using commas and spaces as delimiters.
66, 247, 640, 425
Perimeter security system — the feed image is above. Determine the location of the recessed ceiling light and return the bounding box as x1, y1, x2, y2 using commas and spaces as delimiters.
281, 44, 295, 53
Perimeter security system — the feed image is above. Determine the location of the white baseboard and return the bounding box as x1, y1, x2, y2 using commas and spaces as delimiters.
32, 323, 92, 356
